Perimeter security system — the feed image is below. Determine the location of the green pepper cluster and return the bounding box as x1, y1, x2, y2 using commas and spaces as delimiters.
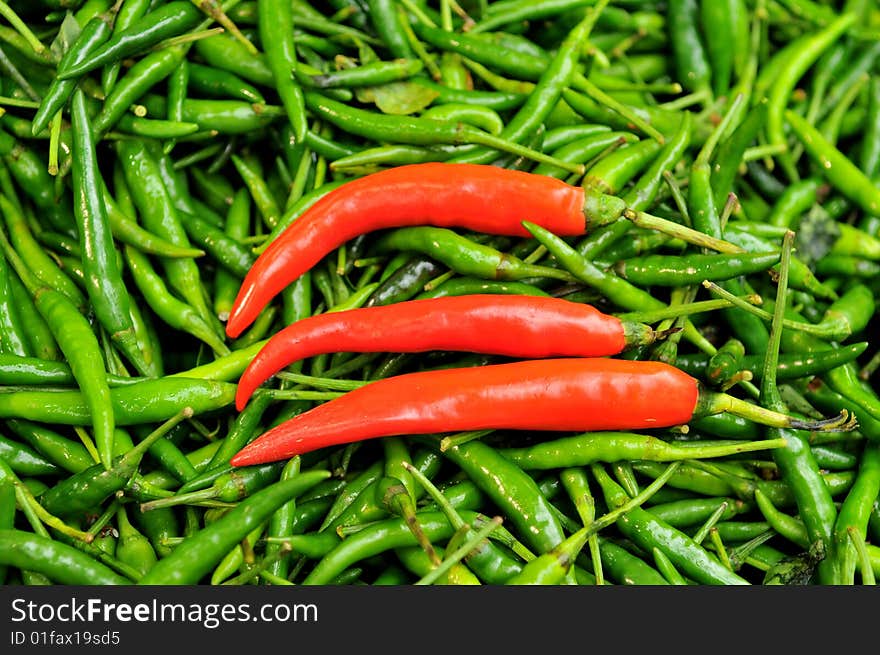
0, 0, 878, 587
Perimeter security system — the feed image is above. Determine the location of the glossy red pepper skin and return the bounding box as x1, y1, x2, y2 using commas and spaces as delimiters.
230, 358, 700, 466
225, 163, 588, 337
234, 295, 634, 410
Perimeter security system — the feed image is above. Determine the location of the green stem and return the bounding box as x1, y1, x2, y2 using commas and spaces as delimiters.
0, 0, 46, 55
615, 296, 761, 324
14, 481, 92, 543
0, 96, 39, 108
273, 372, 369, 391
572, 75, 666, 143
760, 231, 796, 403
465, 128, 585, 175
259, 389, 344, 401
401, 461, 464, 530
696, 390, 857, 432
696, 93, 746, 166
190, 0, 257, 55
47, 110, 62, 177
414, 516, 502, 586
848, 527, 876, 585
692, 501, 731, 545
702, 280, 851, 341
709, 528, 733, 570
584, 461, 683, 538
623, 209, 743, 253
439, 429, 493, 452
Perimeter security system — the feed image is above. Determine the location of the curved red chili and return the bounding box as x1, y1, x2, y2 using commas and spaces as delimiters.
234, 295, 658, 410
225, 163, 624, 337
231, 358, 699, 466
230, 358, 855, 467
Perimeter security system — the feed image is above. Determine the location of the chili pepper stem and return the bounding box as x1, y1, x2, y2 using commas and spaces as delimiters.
0, 1, 47, 55
467, 129, 586, 175
14, 481, 93, 543
191, 0, 256, 54
615, 295, 762, 324
860, 350, 880, 380
380, 477, 442, 566
47, 111, 63, 176
702, 280, 851, 341
74, 427, 101, 465
222, 544, 293, 586
414, 516, 502, 586
847, 526, 877, 585
584, 461, 684, 537
439, 429, 493, 452
139, 485, 216, 512
621, 321, 667, 348
622, 209, 743, 253
572, 75, 666, 144
506, 523, 592, 584
693, 388, 858, 432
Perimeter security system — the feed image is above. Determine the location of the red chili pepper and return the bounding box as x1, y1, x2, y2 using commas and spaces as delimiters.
234, 295, 660, 410
225, 163, 627, 338
229, 358, 854, 466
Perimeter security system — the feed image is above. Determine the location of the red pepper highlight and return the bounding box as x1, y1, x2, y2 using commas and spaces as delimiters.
230, 358, 700, 466
225, 163, 588, 338
234, 295, 647, 410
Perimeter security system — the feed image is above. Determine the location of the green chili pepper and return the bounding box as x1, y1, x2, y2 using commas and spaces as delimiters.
0, 223, 117, 470
31, 5, 118, 136
0, 375, 235, 425
6, 419, 95, 474
0, 231, 29, 357
6, 271, 59, 362
764, 14, 857, 181
788, 106, 880, 215
614, 250, 780, 286
0, 529, 130, 584
177, 210, 255, 278
760, 231, 841, 585
434, 439, 566, 555
58, 1, 203, 79
116, 139, 218, 333
0, 193, 83, 309
525, 221, 716, 356
258, 0, 308, 143
420, 103, 505, 137
700, 0, 748, 97
39, 408, 192, 518
711, 103, 766, 210
93, 45, 187, 137
446, 8, 607, 166
0, 434, 62, 477
411, 77, 525, 111
592, 463, 749, 585
499, 432, 783, 470
598, 537, 669, 585
138, 470, 330, 584
683, 341, 870, 384
123, 246, 229, 356
372, 226, 575, 285
114, 504, 157, 577
187, 61, 265, 104
831, 443, 880, 583
300, 509, 489, 585
667, 0, 713, 97
303, 92, 582, 174
70, 89, 151, 379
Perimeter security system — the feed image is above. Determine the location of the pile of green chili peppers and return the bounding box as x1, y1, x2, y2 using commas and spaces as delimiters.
0, 0, 878, 587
